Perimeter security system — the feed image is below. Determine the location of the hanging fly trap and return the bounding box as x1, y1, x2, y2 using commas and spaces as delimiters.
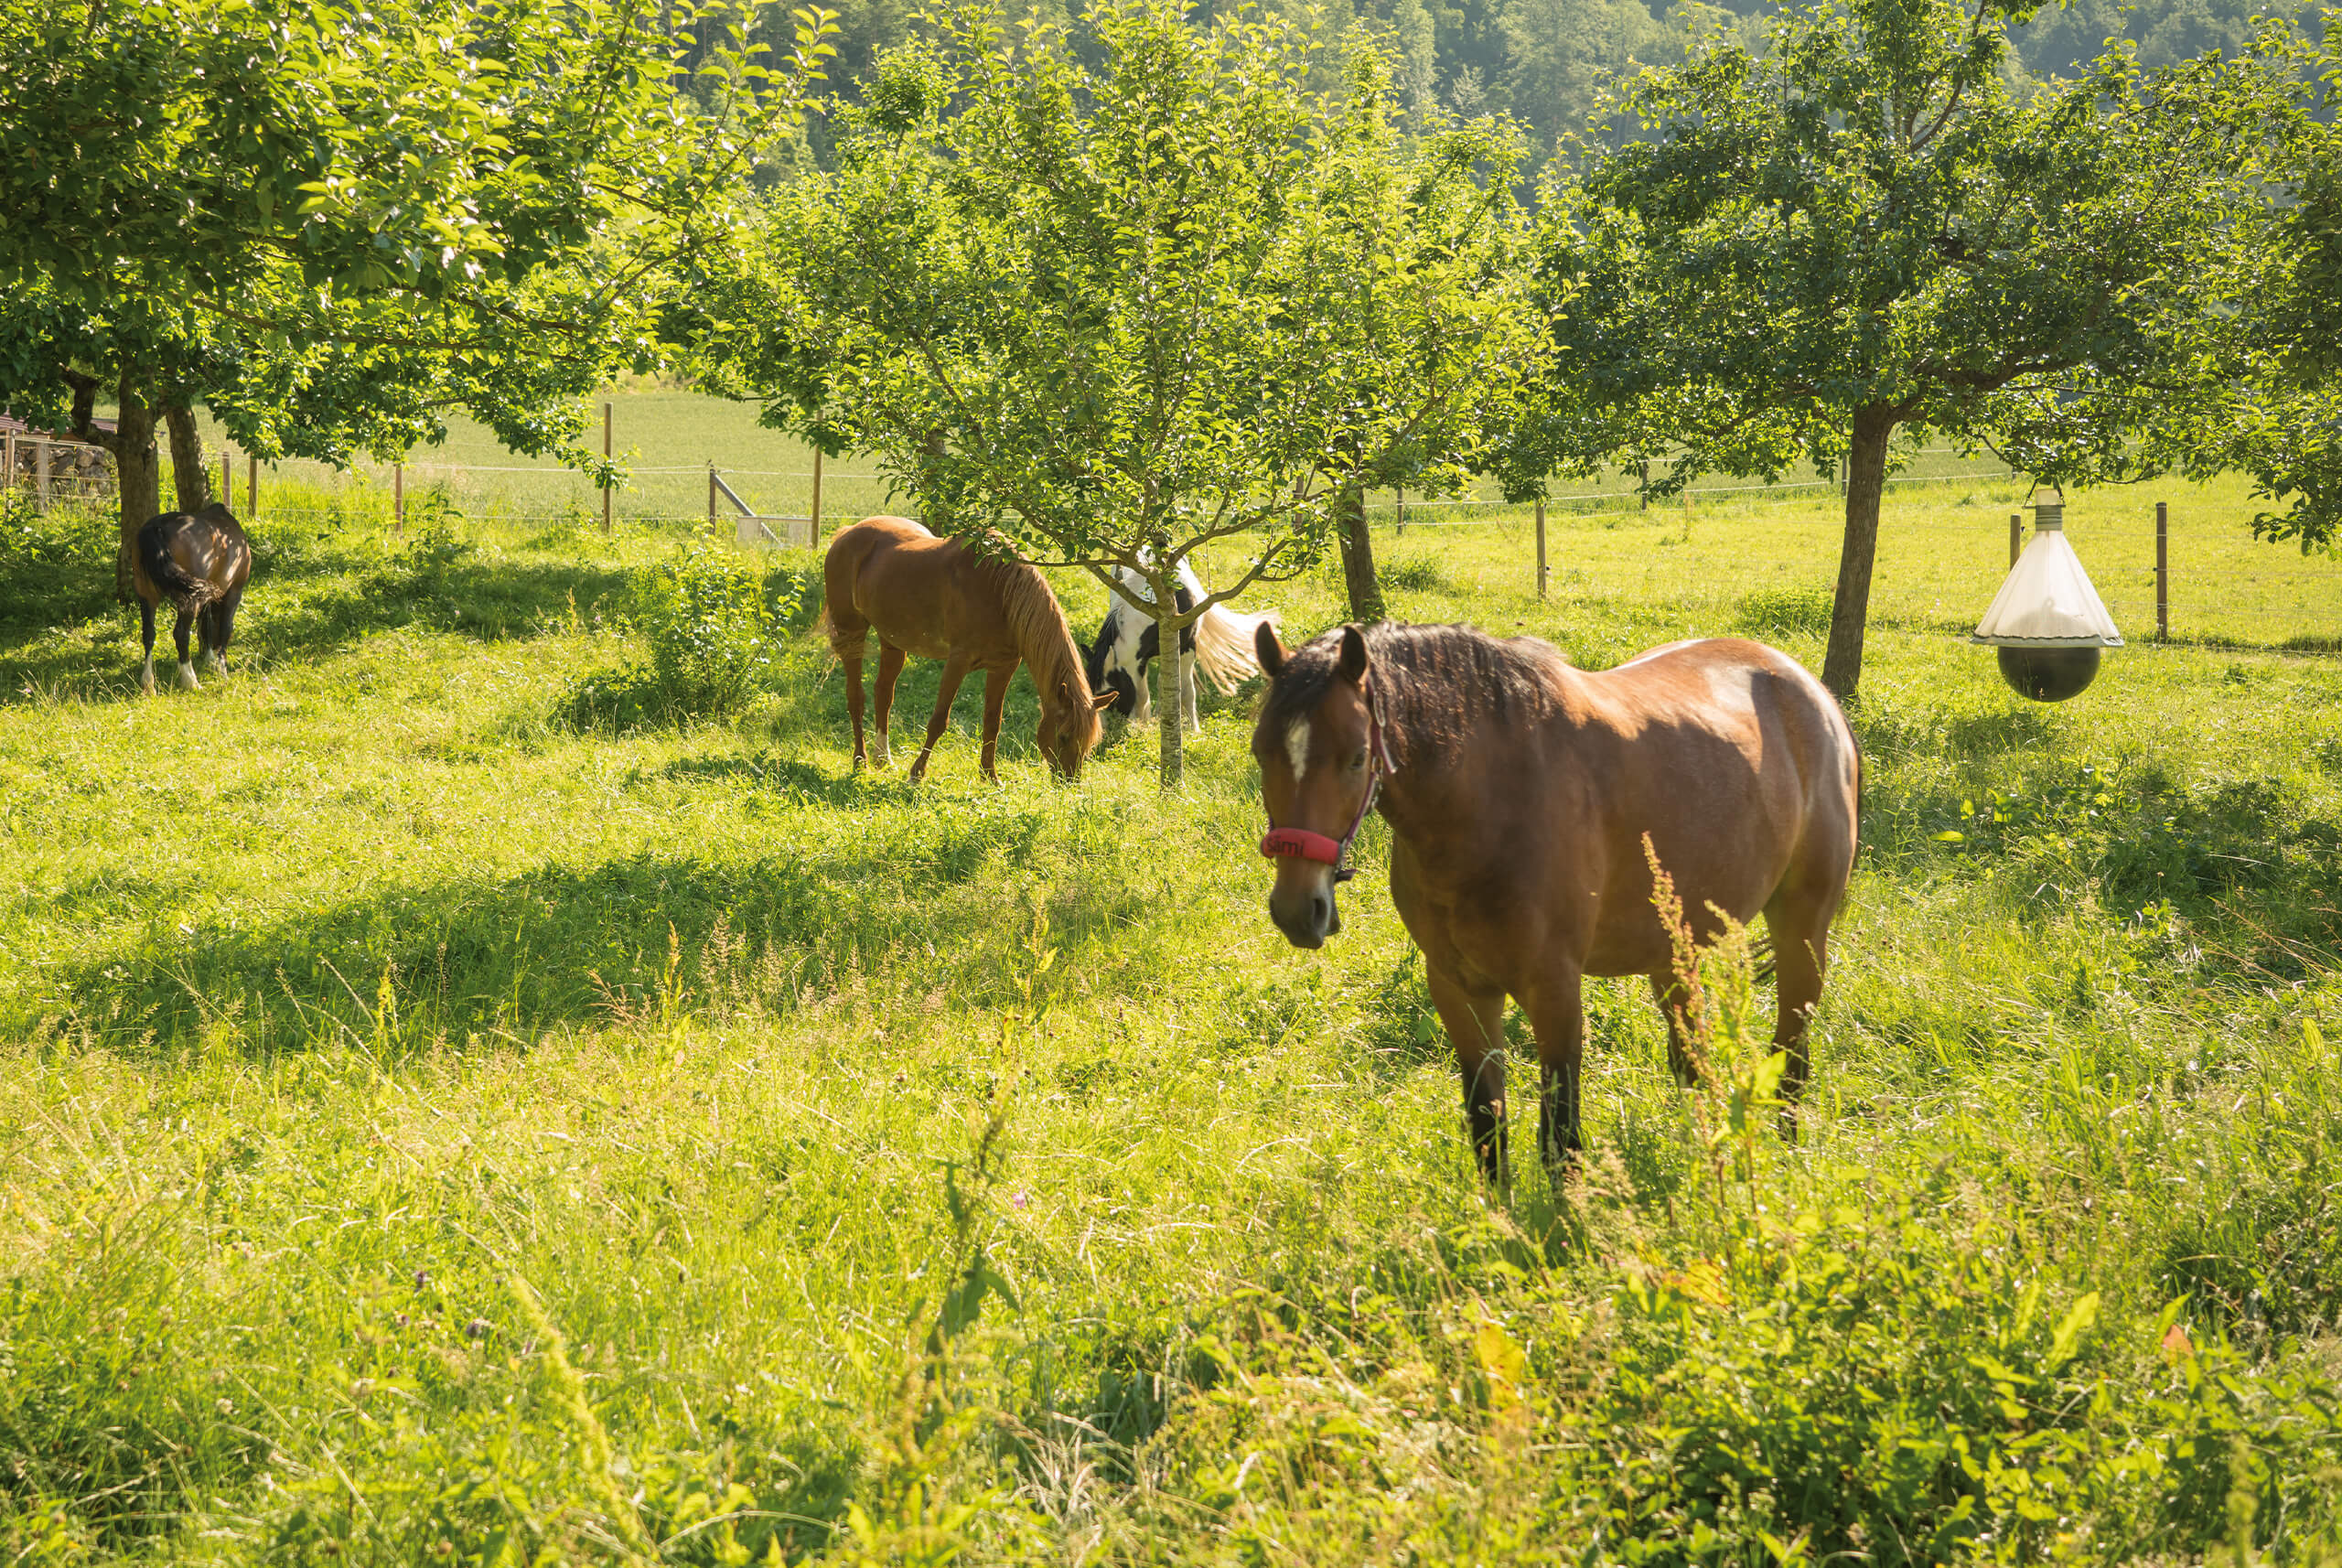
1971, 489, 2122, 702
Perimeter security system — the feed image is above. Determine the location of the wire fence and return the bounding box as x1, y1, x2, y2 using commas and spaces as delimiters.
13, 435, 2335, 653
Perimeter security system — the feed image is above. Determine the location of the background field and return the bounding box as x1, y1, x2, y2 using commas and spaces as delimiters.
5, 408, 2342, 1563
184, 389, 2342, 652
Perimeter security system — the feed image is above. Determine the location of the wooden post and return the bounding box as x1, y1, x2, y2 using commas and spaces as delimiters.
707, 463, 718, 536
246, 456, 258, 518
1638, 462, 1649, 510
601, 400, 613, 533
35, 439, 49, 508
3, 430, 13, 500
810, 447, 823, 547
221, 447, 232, 509
1395, 489, 1406, 536
1535, 498, 1548, 599
2009, 512, 2021, 568
393, 462, 404, 536
2155, 500, 2169, 642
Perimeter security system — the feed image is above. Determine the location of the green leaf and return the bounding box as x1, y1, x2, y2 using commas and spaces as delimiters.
2048, 1291, 2100, 1369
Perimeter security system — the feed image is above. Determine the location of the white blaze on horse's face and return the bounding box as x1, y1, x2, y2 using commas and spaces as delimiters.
1284, 718, 1312, 782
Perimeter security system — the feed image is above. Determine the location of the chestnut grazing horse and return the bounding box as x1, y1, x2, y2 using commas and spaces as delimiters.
1252, 622, 1859, 1187
134, 503, 252, 694
821, 516, 1112, 781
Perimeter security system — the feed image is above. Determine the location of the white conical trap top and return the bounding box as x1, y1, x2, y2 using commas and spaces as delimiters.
1971, 514, 2122, 649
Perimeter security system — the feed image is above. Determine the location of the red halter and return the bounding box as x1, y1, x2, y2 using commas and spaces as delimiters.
1259, 679, 1395, 885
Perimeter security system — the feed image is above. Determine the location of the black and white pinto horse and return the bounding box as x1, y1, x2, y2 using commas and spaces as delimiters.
1083, 556, 1280, 733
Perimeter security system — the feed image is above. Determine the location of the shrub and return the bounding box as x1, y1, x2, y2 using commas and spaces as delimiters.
1737, 583, 1834, 639
564, 544, 801, 728
1380, 553, 1451, 593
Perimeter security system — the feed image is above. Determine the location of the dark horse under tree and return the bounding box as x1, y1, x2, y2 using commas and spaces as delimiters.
1252, 623, 1859, 1186
134, 503, 251, 694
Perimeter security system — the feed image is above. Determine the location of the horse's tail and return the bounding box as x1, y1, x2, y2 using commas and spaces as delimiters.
136, 515, 221, 616
1192, 601, 1282, 695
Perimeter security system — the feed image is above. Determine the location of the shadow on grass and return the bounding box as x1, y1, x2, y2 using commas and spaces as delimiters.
0, 549, 635, 702
16, 805, 1160, 1054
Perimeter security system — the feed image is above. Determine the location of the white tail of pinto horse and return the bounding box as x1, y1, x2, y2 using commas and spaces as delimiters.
1191, 592, 1281, 694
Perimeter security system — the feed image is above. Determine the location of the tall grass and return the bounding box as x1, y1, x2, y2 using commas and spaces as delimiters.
3, 493, 2340, 1563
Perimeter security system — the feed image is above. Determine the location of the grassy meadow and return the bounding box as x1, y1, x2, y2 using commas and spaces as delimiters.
5, 456, 2342, 1564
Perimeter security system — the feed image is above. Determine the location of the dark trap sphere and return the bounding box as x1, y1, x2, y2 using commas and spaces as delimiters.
1997, 645, 2101, 703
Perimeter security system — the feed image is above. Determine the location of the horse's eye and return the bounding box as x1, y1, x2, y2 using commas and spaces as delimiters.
1350, 748, 1368, 771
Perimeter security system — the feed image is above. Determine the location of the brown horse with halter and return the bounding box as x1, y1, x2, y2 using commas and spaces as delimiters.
821, 516, 1112, 781
133, 502, 252, 694
1252, 622, 1859, 1187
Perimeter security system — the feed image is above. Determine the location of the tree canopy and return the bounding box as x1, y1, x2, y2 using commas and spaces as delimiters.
0, 0, 834, 575
1499, 0, 2313, 698
700, 0, 1539, 783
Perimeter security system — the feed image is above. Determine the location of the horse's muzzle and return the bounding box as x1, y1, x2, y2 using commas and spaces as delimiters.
1268, 875, 1340, 949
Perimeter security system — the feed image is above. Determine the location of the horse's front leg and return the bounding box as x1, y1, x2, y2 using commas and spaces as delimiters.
908, 654, 972, 782
1523, 968, 1586, 1182
1426, 964, 1510, 1189
1179, 649, 1200, 735
870, 643, 907, 768
977, 663, 1014, 782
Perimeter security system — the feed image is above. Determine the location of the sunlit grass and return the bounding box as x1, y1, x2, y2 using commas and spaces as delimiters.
3, 488, 2339, 1563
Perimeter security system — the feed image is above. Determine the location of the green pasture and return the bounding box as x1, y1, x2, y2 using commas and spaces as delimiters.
4, 471, 2342, 1563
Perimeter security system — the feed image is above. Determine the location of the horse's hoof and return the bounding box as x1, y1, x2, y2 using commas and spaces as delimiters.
177, 663, 200, 692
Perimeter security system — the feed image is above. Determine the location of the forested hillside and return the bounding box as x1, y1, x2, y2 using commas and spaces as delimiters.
779, 0, 2326, 179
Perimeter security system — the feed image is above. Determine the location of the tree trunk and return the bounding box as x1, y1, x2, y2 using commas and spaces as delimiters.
1154, 568, 1184, 790
163, 403, 211, 513
1337, 480, 1382, 623
1821, 404, 1897, 701
65, 370, 163, 605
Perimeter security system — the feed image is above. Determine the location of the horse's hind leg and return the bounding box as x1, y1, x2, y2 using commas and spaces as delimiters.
139, 600, 158, 693
172, 607, 200, 690
201, 597, 234, 675
1426, 965, 1510, 1187
1761, 899, 1832, 1136
1179, 649, 1200, 735
843, 652, 868, 767
870, 642, 907, 768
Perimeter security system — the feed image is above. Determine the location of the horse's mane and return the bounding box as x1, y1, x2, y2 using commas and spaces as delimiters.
1261, 622, 1561, 765
984, 555, 1104, 742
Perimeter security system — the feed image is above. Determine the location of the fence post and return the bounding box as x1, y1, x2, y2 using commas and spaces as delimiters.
35, 439, 50, 509
811, 448, 823, 548
247, 456, 257, 518
1396, 489, 1405, 536
3, 430, 13, 501
2155, 501, 2169, 642
2009, 512, 2021, 568
707, 462, 718, 536
1535, 498, 1548, 599
602, 401, 613, 534
393, 462, 404, 536
221, 446, 232, 509
1639, 462, 1649, 510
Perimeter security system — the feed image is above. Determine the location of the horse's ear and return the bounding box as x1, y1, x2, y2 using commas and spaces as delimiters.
1093, 690, 1118, 710
1338, 625, 1369, 685
1254, 621, 1286, 678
